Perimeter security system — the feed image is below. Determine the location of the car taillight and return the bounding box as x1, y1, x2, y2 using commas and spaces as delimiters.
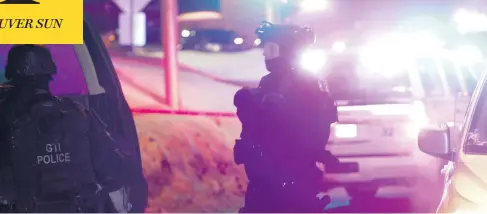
333, 124, 357, 138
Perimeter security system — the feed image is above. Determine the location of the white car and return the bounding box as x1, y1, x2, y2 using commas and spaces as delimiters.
321, 46, 482, 207
326, 101, 445, 202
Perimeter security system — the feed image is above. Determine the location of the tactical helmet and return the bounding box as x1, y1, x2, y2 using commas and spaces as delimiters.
255, 21, 316, 47
5, 44, 57, 80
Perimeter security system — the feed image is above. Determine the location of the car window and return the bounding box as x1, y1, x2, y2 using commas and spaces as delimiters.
461, 67, 479, 95
0, 45, 89, 96
464, 76, 487, 154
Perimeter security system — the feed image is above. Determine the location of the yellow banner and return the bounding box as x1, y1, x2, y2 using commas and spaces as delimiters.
0, 0, 83, 44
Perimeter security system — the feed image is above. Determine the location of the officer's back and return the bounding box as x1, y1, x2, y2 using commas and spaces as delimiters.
0, 45, 124, 212
257, 72, 334, 180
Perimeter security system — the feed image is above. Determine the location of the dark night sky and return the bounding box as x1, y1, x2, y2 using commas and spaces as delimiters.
178, 0, 219, 13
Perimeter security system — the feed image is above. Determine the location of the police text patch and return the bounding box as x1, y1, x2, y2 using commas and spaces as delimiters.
37, 143, 71, 164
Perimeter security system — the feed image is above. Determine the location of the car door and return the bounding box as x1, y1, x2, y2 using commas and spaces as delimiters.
438, 68, 487, 212
82, 16, 148, 212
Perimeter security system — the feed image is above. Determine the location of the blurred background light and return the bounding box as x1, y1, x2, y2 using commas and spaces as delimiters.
300, 49, 327, 73
299, 0, 329, 12
332, 41, 346, 53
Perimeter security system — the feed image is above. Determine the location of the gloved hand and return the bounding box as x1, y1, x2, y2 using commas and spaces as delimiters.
108, 186, 132, 213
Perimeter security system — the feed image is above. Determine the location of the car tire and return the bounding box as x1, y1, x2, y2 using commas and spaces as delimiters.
195, 40, 209, 52
193, 43, 201, 51
346, 187, 378, 200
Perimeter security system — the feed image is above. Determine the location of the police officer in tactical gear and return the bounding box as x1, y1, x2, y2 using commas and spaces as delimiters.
0, 45, 129, 213
233, 22, 340, 213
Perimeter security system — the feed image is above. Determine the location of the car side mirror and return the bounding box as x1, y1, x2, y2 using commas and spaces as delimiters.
418, 125, 451, 160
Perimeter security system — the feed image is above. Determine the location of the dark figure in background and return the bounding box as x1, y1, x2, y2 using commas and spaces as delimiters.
233, 22, 339, 213
0, 45, 129, 212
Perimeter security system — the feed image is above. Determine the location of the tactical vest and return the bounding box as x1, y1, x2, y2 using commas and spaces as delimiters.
235, 73, 337, 181
6, 95, 98, 212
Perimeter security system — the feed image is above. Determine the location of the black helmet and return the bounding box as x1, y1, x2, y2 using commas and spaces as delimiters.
255, 21, 316, 47
5, 44, 56, 80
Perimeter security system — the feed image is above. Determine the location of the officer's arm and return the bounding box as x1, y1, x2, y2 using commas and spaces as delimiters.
233, 87, 257, 164
86, 109, 125, 192
234, 87, 255, 138
87, 110, 134, 212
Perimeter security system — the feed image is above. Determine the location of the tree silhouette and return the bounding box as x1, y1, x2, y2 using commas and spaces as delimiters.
0, 0, 40, 4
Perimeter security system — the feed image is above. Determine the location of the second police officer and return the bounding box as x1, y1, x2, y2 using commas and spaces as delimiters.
233, 22, 344, 213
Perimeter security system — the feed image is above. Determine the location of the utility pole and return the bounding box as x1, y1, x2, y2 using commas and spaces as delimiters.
161, 0, 180, 109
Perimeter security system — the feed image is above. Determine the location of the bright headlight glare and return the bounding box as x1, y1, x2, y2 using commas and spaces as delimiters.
181, 29, 190, 37
410, 101, 428, 124
407, 101, 428, 137
254, 38, 261, 46
332, 41, 346, 52
234, 37, 244, 45
300, 49, 327, 73
359, 31, 442, 75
